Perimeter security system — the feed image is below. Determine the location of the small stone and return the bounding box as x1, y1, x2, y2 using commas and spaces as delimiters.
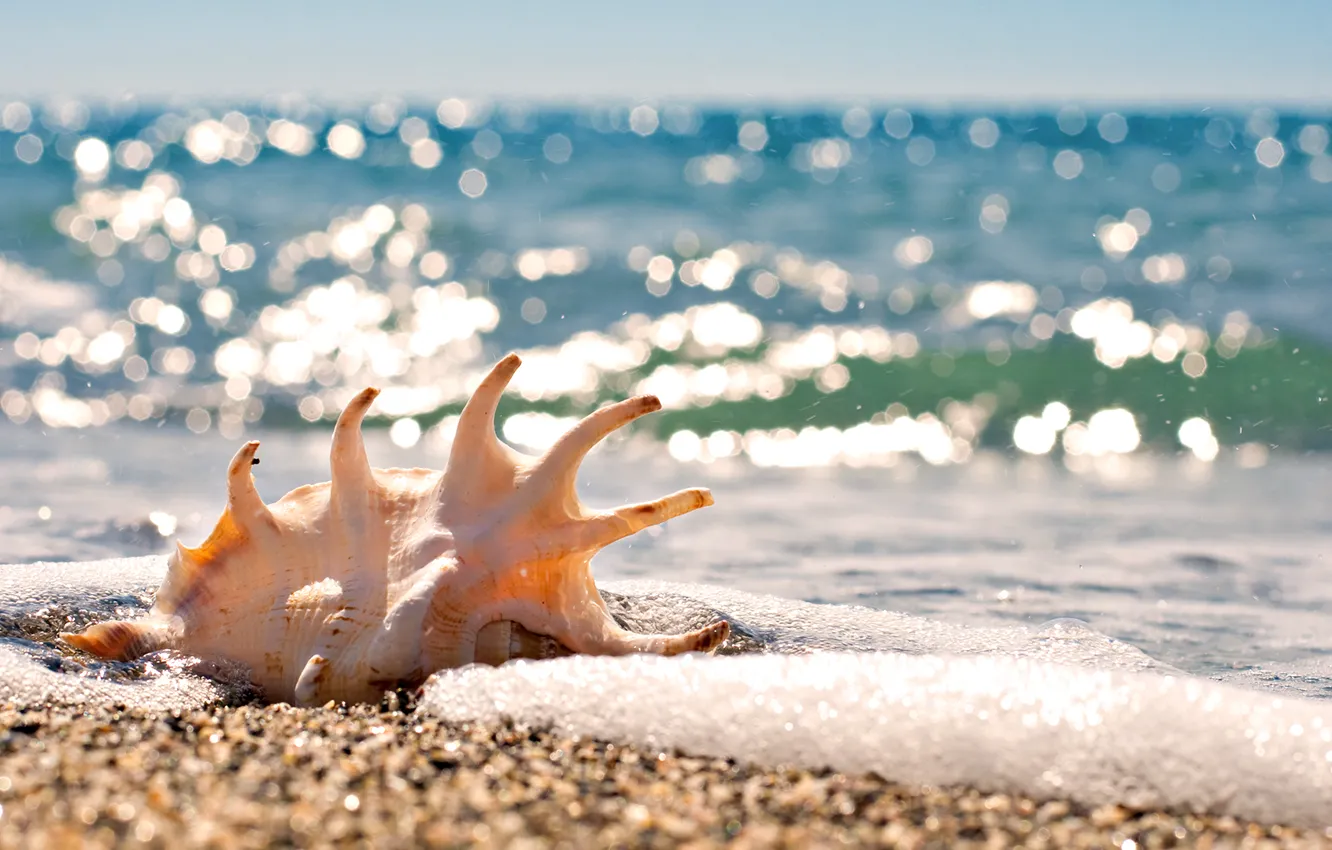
0, 705, 1318, 848
1090, 804, 1129, 828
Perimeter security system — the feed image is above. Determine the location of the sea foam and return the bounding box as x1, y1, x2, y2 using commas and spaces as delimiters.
3, 558, 1331, 827
418, 650, 1332, 828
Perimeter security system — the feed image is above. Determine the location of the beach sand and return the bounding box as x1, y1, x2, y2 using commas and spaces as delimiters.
1, 699, 1327, 849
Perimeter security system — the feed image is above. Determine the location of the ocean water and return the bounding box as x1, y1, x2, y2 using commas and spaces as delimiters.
3, 100, 1332, 826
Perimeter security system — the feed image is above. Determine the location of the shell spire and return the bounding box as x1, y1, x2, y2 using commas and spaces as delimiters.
439, 353, 526, 513
525, 395, 663, 503
566, 487, 716, 552
522, 394, 715, 552
226, 441, 274, 531
330, 387, 379, 498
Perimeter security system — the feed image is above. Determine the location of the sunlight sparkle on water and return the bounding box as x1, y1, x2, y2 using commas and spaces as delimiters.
669, 413, 968, 469
882, 109, 913, 139
1043, 403, 1072, 431
389, 418, 422, 449
502, 413, 582, 452
73, 138, 110, 180
956, 281, 1037, 323
459, 169, 488, 198
542, 134, 573, 164
893, 236, 934, 269
968, 118, 1000, 149
1255, 137, 1285, 168
1013, 403, 1074, 456
1064, 409, 1141, 457
266, 120, 316, 156
1053, 150, 1083, 179
1014, 416, 1058, 455
185, 116, 261, 165
1178, 417, 1220, 462
738, 121, 768, 152
0, 99, 1310, 475
1141, 254, 1187, 285
327, 123, 366, 160
514, 247, 590, 281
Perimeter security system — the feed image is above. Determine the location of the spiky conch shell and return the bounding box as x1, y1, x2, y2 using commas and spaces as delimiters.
63, 354, 728, 704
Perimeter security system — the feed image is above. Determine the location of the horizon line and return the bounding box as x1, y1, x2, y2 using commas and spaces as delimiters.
4, 93, 1332, 115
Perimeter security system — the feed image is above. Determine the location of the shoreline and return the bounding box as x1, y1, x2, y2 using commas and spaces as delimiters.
1, 703, 1327, 849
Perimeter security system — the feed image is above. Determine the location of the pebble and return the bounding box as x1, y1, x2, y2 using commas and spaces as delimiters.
0, 700, 1328, 849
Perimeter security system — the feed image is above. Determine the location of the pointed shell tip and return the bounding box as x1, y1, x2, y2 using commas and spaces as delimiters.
229, 441, 261, 472
494, 352, 523, 378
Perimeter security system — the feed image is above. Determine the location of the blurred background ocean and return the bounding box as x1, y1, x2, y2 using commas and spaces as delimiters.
5, 102, 1332, 458
2, 0, 1332, 685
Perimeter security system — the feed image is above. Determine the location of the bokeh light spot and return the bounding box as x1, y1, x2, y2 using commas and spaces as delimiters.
459, 169, 488, 198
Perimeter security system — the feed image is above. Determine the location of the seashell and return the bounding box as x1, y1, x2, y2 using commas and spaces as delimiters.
62, 354, 728, 704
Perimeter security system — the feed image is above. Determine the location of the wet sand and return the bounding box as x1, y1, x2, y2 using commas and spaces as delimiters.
0, 701, 1327, 849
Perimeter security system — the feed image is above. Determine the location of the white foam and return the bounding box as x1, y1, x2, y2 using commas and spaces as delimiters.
6, 558, 1332, 826
600, 579, 1178, 672
419, 651, 1332, 828
0, 644, 234, 711
0, 555, 165, 612
0, 559, 1172, 671
0, 556, 254, 709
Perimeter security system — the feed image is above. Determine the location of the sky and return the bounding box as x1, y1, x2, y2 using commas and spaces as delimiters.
3, 0, 1331, 104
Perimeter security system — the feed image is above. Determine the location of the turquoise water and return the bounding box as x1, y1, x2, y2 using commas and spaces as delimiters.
1, 102, 1331, 460
2, 100, 1332, 697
